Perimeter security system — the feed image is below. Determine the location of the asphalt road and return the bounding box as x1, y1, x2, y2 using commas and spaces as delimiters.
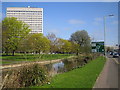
93, 56, 119, 88
118, 57, 120, 89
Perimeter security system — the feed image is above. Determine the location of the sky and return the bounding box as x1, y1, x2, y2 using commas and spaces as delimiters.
1, 0, 120, 2
2, 2, 118, 46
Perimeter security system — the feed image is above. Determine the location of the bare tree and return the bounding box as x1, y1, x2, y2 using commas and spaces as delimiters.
70, 30, 91, 54
46, 33, 58, 53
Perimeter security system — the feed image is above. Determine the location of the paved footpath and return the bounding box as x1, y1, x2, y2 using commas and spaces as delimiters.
93, 57, 119, 88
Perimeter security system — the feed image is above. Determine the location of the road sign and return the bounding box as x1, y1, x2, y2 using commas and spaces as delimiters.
92, 42, 104, 52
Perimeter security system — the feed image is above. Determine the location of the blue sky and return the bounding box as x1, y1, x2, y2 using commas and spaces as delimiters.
2, 2, 118, 46
1, 0, 120, 2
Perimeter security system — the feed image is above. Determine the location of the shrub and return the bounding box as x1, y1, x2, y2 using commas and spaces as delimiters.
3, 64, 49, 88
72, 53, 100, 66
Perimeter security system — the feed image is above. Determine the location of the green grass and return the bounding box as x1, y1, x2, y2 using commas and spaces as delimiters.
1, 54, 74, 64
31, 56, 106, 88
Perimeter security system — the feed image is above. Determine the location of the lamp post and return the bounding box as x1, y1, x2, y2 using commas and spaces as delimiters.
104, 14, 114, 56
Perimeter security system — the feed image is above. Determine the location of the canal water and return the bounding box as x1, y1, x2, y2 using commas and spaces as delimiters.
45, 57, 90, 76
2, 56, 92, 78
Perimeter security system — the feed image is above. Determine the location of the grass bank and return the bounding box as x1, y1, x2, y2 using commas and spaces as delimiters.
31, 56, 106, 88
1, 54, 74, 64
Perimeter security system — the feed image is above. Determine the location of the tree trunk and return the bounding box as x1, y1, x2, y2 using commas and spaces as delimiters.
76, 49, 79, 56
76, 52, 79, 56
5, 48, 8, 56
39, 50, 41, 54
12, 50, 15, 56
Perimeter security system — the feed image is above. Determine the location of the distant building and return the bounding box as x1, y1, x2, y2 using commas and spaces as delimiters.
91, 41, 104, 53
6, 6, 43, 34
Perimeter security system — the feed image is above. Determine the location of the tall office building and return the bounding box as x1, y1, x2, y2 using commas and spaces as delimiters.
6, 7, 43, 33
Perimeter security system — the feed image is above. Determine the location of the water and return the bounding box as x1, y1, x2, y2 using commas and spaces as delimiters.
1, 56, 94, 88
2, 57, 91, 77
52, 61, 64, 72
45, 58, 89, 76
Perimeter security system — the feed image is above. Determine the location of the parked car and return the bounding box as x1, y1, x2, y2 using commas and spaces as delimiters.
113, 52, 119, 58
109, 51, 113, 55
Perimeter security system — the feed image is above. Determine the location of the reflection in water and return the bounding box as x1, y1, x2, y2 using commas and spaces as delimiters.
45, 57, 91, 76
53, 61, 64, 72
45, 61, 65, 76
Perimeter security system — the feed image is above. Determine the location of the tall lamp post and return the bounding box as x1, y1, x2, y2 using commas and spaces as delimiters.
104, 14, 114, 56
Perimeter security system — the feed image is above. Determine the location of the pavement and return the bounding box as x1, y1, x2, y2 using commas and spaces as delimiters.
93, 55, 119, 89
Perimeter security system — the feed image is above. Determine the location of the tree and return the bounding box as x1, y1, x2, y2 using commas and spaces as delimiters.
0, 22, 2, 53
70, 30, 91, 54
17, 35, 31, 53
2, 17, 31, 55
106, 46, 113, 52
71, 42, 80, 54
46, 33, 58, 53
47, 33, 57, 43
58, 39, 72, 53
27, 33, 50, 54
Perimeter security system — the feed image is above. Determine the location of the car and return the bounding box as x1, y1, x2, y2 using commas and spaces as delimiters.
113, 52, 119, 58
109, 51, 113, 55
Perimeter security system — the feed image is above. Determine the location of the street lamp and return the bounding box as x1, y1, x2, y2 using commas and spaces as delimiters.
104, 14, 114, 56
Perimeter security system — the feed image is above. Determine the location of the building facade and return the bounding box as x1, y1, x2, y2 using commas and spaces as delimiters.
7, 7, 43, 33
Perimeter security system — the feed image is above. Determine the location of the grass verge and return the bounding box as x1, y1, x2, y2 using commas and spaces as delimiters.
2, 54, 73, 64
31, 56, 106, 88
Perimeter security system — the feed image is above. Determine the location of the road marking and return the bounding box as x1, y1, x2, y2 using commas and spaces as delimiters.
113, 58, 119, 64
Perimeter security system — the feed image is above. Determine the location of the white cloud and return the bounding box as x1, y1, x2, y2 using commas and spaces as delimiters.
47, 29, 59, 34
93, 17, 103, 25
64, 27, 72, 30
93, 22, 99, 25
112, 20, 118, 25
94, 17, 103, 22
68, 19, 85, 25
89, 29, 104, 41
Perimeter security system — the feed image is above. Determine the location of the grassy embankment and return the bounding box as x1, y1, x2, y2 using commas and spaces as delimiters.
31, 56, 106, 88
1, 54, 74, 64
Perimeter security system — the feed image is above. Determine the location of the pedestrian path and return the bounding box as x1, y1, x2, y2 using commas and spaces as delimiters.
93, 57, 118, 88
